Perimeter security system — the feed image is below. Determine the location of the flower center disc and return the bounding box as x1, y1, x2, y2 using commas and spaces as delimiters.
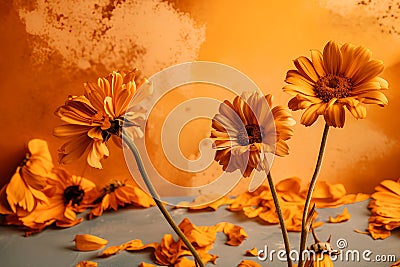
64, 185, 85, 205
314, 74, 352, 102
238, 124, 263, 146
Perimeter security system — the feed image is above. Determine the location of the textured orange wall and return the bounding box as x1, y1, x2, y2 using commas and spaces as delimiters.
1, 0, 399, 195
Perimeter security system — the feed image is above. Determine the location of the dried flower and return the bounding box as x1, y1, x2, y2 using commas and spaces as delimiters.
211, 92, 295, 177
54, 69, 153, 168
4, 168, 96, 234
367, 179, 400, 239
88, 180, 155, 219
284, 40, 388, 127
0, 139, 54, 215
74, 234, 108, 251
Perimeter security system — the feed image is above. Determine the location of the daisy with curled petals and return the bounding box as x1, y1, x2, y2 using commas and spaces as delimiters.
284, 40, 388, 128
54, 69, 153, 169
0, 139, 54, 216
3, 168, 96, 235
88, 180, 155, 219
211, 91, 295, 177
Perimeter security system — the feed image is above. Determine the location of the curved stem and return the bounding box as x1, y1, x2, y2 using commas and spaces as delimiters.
266, 172, 293, 266
122, 131, 205, 267
298, 123, 330, 267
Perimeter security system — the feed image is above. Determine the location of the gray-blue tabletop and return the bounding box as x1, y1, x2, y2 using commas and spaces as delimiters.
0, 200, 399, 267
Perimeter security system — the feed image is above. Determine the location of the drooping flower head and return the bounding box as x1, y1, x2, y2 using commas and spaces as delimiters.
211, 92, 295, 177
3, 168, 96, 235
284, 41, 388, 128
54, 69, 153, 169
0, 139, 54, 216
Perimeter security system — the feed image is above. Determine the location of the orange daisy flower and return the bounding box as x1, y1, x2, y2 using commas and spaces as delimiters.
0, 139, 54, 216
88, 180, 155, 219
4, 168, 96, 234
211, 92, 295, 177
54, 69, 153, 168
284, 41, 388, 127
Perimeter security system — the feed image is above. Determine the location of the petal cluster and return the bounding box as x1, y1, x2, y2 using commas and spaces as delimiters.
367, 179, 400, 239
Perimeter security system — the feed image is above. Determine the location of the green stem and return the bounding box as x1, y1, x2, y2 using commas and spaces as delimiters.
266, 172, 293, 267
122, 131, 205, 267
298, 123, 330, 267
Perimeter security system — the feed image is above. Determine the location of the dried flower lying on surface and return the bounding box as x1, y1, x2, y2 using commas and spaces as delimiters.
96, 218, 247, 266
88, 180, 155, 219
178, 177, 368, 232
328, 208, 351, 223
367, 178, 400, 239
0, 139, 54, 216
284, 40, 388, 128
3, 168, 96, 235
75, 234, 108, 251
54, 69, 153, 169
211, 92, 295, 177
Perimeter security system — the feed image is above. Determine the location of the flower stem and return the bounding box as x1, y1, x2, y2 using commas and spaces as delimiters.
298, 123, 330, 267
122, 132, 205, 267
266, 172, 292, 267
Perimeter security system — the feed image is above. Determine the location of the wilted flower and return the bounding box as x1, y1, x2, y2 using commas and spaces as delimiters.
54, 69, 153, 169
211, 92, 295, 177
0, 139, 54, 216
88, 180, 155, 219
4, 168, 96, 234
284, 40, 388, 127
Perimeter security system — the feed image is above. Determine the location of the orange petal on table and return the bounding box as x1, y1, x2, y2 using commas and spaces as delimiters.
74, 234, 108, 251
276, 177, 301, 194
178, 218, 216, 247
245, 247, 259, 256
99, 245, 122, 257
221, 222, 248, 246
237, 259, 263, 267
123, 239, 158, 251
328, 208, 351, 223
75, 261, 98, 267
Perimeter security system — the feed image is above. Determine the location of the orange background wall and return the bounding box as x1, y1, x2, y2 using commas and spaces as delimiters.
1, 0, 399, 195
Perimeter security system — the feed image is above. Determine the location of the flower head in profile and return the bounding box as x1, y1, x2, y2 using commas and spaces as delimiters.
54, 69, 153, 169
211, 92, 295, 177
88, 180, 155, 219
284, 41, 388, 128
0, 139, 54, 216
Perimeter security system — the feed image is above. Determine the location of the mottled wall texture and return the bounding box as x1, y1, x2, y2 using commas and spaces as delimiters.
1, 0, 399, 195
